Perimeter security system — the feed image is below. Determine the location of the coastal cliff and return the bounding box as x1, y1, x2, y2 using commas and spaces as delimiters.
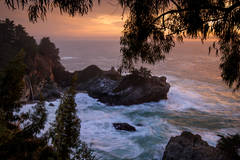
0, 19, 170, 105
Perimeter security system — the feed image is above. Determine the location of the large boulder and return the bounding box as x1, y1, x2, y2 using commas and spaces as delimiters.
79, 71, 170, 106
162, 131, 229, 160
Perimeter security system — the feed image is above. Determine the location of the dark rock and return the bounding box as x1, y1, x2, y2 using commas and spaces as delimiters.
162, 131, 229, 160
38, 82, 61, 100
49, 103, 55, 107
75, 65, 103, 83
136, 123, 143, 126
84, 73, 170, 106
113, 123, 136, 132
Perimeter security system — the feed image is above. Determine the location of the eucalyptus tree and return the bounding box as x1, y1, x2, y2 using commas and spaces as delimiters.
119, 0, 240, 90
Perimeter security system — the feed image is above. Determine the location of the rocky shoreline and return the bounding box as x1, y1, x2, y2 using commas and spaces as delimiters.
23, 63, 170, 105
0, 35, 170, 105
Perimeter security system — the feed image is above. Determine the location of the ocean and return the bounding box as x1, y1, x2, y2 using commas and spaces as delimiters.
23, 40, 240, 160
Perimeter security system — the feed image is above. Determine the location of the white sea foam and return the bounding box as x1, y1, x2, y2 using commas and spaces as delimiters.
20, 78, 240, 159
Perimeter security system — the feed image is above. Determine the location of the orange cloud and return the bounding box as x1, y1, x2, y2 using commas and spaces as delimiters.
0, 1, 125, 39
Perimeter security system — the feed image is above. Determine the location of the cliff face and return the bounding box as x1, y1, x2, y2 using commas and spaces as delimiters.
0, 20, 72, 102
21, 48, 72, 102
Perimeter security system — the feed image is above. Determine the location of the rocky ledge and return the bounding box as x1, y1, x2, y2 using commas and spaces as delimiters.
162, 131, 230, 160
76, 65, 170, 106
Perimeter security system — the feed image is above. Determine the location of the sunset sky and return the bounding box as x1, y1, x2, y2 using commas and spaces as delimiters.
0, 1, 125, 40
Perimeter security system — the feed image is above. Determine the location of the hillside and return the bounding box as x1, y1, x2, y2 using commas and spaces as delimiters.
0, 19, 72, 101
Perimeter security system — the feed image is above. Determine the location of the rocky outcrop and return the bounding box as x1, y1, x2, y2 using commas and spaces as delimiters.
2, 37, 169, 104
162, 131, 229, 160
0, 20, 170, 104
22, 61, 170, 104
76, 66, 170, 105
23, 52, 71, 101
113, 123, 136, 132
75, 65, 121, 84
21, 55, 170, 105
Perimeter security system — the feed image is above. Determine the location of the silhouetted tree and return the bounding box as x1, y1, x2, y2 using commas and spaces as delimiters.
0, 19, 38, 70
0, 98, 56, 160
0, 49, 26, 121
119, 0, 240, 90
51, 75, 96, 160
19, 96, 47, 138
217, 134, 240, 160
0, 52, 56, 159
39, 37, 60, 59
52, 87, 81, 159
4, 0, 99, 22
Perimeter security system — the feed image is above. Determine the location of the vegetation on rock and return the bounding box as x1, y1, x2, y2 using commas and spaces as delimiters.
0, 19, 72, 101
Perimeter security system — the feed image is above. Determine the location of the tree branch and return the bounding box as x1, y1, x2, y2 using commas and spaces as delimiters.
153, 1, 240, 24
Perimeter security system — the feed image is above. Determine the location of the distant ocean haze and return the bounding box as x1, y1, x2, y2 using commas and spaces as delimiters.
55, 39, 122, 72
56, 39, 221, 84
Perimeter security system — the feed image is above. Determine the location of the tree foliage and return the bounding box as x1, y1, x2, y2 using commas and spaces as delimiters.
0, 18, 37, 70
4, 0, 98, 22
130, 67, 152, 79
0, 98, 55, 160
52, 88, 81, 159
20, 97, 47, 137
0, 59, 55, 160
119, 0, 240, 90
39, 37, 60, 59
0, 19, 72, 88
217, 134, 240, 160
51, 85, 96, 160
0, 49, 26, 121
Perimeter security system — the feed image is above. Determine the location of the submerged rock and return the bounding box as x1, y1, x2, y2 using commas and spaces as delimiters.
162, 131, 229, 160
113, 123, 136, 132
49, 103, 55, 107
136, 123, 143, 126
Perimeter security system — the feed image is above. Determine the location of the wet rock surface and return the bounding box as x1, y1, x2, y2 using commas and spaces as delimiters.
113, 123, 136, 132
77, 66, 170, 105
162, 131, 229, 160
